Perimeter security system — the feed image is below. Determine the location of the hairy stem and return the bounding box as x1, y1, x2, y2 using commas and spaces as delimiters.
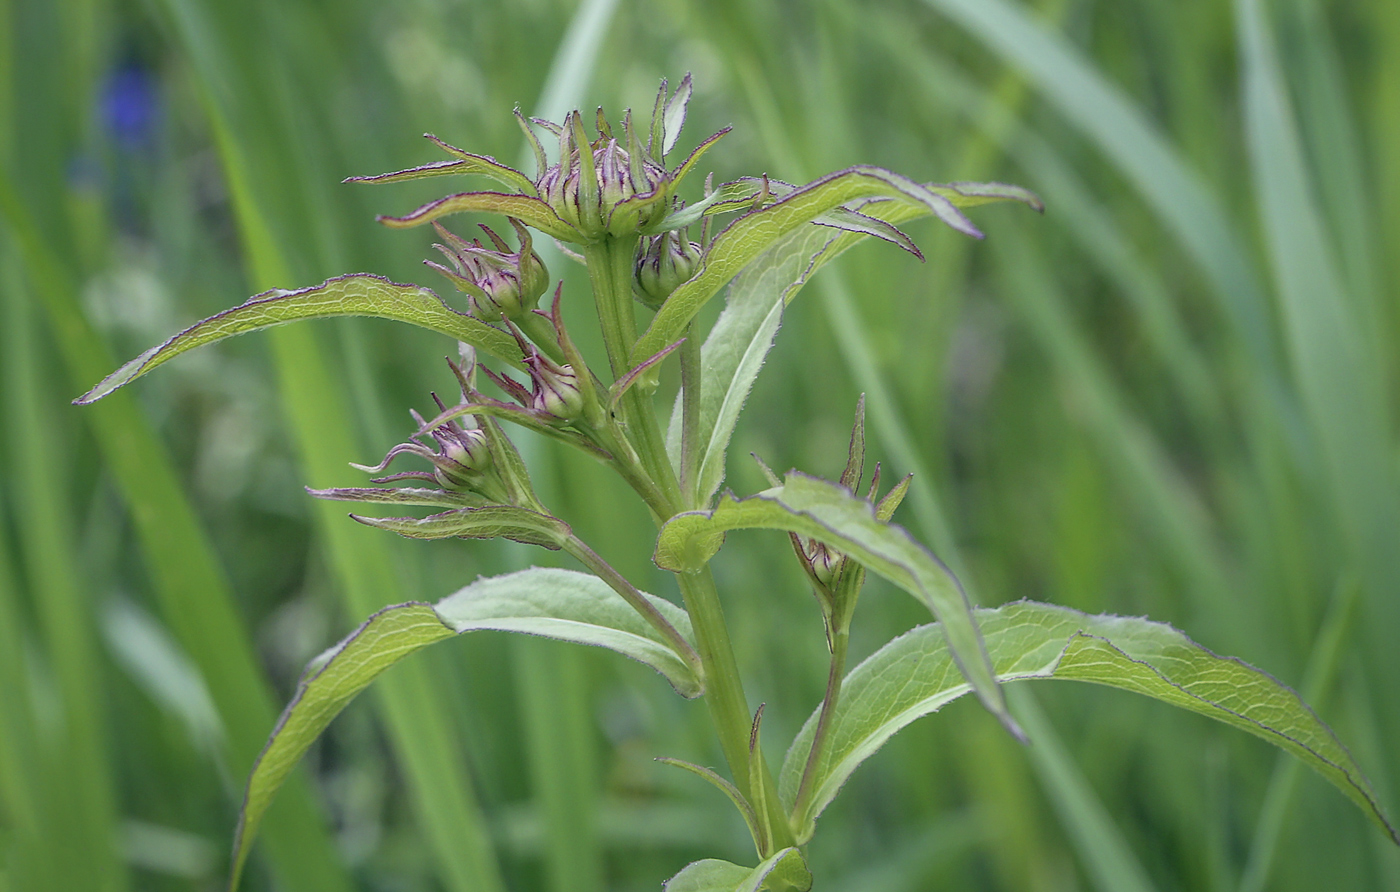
791, 626, 849, 829
562, 535, 702, 676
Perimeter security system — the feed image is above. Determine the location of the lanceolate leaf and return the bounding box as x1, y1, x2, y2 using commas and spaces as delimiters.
779, 600, 1399, 845
345, 139, 537, 195
631, 167, 1041, 366
377, 191, 579, 242
231, 568, 700, 888
655, 472, 1015, 738
666, 189, 1039, 506
74, 274, 523, 404
349, 505, 572, 549
662, 848, 811, 892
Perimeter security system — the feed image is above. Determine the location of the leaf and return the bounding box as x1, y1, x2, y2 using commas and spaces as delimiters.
349, 505, 572, 549
376, 191, 579, 242
779, 600, 1399, 845
345, 136, 536, 195
664, 860, 751, 892
662, 848, 811, 892
231, 568, 700, 887
74, 274, 524, 404
655, 472, 1015, 738
665, 190, 1034, 506
630, 165, 992, 367
307, 486, 492, 510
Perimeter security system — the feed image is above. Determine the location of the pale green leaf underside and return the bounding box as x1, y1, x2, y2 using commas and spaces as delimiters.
231, 569, 698, 887
663, 848, 811, 892
655, 472, 1014, 738
351, 505, 572, 550
666, 188, 1037, 506
76, 274, 523, 404
631, 167, 995, 367
779, 600, 1397, 844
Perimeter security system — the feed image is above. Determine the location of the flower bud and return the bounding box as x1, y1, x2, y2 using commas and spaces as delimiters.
427, 220, 549, 321
531, 360, 585, 423
807, 542, 843, 588
536, 111, 672, 241
434, 426, 492, 489
635, 230, 702, 309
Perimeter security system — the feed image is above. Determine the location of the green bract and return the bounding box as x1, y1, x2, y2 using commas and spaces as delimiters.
73, 75, 1394, 892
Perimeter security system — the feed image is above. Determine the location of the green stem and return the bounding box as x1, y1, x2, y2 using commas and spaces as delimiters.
791, 626, 849, 832
673, 569, 794, 854
679, 320, 702, 507
583, 237, 642, 379
585, 236, 683, 511
581, 233, 790, 852
562, 535, 702, 677
515, 310, 568, 364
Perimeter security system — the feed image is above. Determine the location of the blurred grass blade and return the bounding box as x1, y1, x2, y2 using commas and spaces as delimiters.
5, 246, 128, 892
155, 1, 508, 889
1239, 578, 1359, 892
0, 113, 355, 892
1235, 0, 1400, 715
922, 0, 1280, 378
1010, 690, 1158, 892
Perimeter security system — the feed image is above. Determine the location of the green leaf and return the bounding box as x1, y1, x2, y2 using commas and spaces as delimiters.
662, 848, 811, 892
631, 165, 991, 367
74, 274, 524, 404
379, 190, 579, 242
779, 600, 1399, 845
665, 191, 1034, 506
664, 860, 752, 892
345, 137, 537, 195
655, 472, 1015, 738
231, 568, 700, 887
661, 212, 887, 500
349, 505, 572, 550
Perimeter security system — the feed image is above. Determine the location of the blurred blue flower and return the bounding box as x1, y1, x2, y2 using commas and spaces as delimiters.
102, 62, 159, 150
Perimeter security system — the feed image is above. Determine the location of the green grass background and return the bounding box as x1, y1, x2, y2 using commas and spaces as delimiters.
1, 0, 1398, 889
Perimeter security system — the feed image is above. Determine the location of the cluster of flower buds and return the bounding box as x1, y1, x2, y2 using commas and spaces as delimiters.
524, 76, 728, 242
634, 228, 703, 309
426, 218, 549, 322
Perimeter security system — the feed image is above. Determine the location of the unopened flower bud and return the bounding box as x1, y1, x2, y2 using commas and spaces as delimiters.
432, 427, 492, 489
808, 542, 843, 588
427, 220, 548, 321
635, 230, 702, 309
532, 362, 585, 423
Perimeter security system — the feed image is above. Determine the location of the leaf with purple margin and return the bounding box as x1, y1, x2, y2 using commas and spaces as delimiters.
74, 274, 524, 404
631, 166, 998, 367
664, 184, 1040, 507
345, 138, 536, 195
377, 192, 579, 242
778, 600, 1398, 846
